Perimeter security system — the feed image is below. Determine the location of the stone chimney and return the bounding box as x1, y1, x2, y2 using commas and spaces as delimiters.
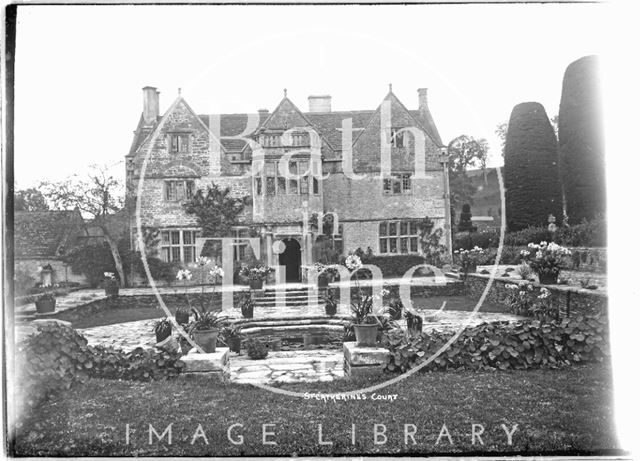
142, 86, 160, 124
417, 88, 429, 113
308, 95, 332, 113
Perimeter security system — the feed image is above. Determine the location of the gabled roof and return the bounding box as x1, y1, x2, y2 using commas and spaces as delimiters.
14, 209, 88, 259
128, 89, 444, 156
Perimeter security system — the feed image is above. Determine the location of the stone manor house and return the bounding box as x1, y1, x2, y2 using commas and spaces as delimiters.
126, 86, 452, 283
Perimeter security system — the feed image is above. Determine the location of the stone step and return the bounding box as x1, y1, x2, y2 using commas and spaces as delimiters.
238, 318, 348, 329
261, 290, 313, 297
241, 324, 345, 337
254, 298, 315, 307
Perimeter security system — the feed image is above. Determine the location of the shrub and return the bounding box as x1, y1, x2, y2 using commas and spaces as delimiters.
514, 263, 535, 281
383, 314, 608, 373
474, 246, 522, 265
15, 321, 184, 417
453, 229, 500, 250
457, 204, 475, 232
504, 102, 562, 231
246, 339, 268, 359
504, 226, 554, 247
555, 215, 606, 247
558, 55, 605, 224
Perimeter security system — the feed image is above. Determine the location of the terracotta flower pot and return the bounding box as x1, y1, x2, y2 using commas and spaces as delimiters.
175, 309, 190, 325
35, 297, 56, 314
354, 324, 378, 347
193, 329, 218, 353
249, 279, 264, 290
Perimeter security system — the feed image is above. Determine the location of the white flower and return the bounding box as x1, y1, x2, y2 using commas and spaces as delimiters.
345, 254, 363, 271
104, 272, 116, 280
520, 250, 530, 257
505, 284, 519, 290
209, 265, 224, 278
538, 287, 550, 299
380, 288, 390, 297
176, 269, 193, 281
195, 256, 211, 267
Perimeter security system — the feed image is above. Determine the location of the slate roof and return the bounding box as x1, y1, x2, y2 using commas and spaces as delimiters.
129, 92, 444, 155
14, 209, 88, 259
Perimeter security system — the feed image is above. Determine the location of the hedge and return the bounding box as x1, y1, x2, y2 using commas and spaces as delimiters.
15, 321, 184, 417
452, 216, 605, 250
383, 314, 608, 373
504, 102, 563, 231
359, 254, 428, 278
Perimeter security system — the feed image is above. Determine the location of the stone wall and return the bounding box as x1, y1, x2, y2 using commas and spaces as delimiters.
464, 273, 607, 318
14, 258, 87, 286
41, 292, 249, 324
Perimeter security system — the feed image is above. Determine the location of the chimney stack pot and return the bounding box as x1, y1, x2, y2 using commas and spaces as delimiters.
143, 86, 160, 124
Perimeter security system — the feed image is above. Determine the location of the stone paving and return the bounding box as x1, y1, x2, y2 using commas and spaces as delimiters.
231, 350, 343, 384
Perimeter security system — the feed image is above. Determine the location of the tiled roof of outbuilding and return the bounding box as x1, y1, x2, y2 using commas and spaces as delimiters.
14, 209, 87, 259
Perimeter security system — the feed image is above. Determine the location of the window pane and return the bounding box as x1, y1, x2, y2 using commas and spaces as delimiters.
379, 239, 388, 253
389, 238, 398, 253
388, 222, 397, 236
183, 246, 193, 263
183, 231, 193, 244
410, 221, 418, 235
176, 181, 185, 199
400, 221, 408, 235
410, 237, 418, 252
266, 177, 276, 195
277, 177, 286, 194
400, 237, 408, 254
313, 177, 319, 194
171, 247, 181, 262
393, 179, 401, 194
161, 231, 170, 244
186, 181, 195, 199
161, 247, 170, 262
238, 244, 246, 260
300, 176, 309, 194
289, 178, 298, 194
255, 177, 262, 195
379, 222, 387, 236
171, 231, 180, 245
402, 174, 411, 191
383, 179, 391, 192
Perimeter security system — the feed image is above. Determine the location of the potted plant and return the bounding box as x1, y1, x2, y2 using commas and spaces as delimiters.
104, 272, 119, 297
187, 311, 228, 353
322, 291, 338, 316
388, 298, 403, 321
154, 318, 179, 353
220, 324, 243, 353
314, 263, 339, 289
520, 241, 571, 285
240, 264, 273, 290
240, 293, 255, 319
175, 306, 191, 325
35, 292, 56, 314
154, 318, 173, 343
453, 246, 484, 280
246, 338, 268, 360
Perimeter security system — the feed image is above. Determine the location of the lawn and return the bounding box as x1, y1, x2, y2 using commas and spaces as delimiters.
10, 363, 619, 456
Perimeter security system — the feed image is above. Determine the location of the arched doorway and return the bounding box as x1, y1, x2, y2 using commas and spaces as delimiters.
279, 238, 301, 283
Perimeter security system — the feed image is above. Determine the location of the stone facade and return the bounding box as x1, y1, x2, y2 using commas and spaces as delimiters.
126, 86, 451, 285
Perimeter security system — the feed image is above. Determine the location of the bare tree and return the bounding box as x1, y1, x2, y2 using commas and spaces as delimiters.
40, 164, 127, 286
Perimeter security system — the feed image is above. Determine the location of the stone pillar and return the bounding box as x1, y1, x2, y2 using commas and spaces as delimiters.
343, 342, 390, 378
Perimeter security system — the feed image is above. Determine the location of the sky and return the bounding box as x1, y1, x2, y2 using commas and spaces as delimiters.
13, 3, 607, 188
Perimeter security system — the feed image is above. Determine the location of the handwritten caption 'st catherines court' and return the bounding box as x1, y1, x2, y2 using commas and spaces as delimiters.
304, 392, 398, 402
